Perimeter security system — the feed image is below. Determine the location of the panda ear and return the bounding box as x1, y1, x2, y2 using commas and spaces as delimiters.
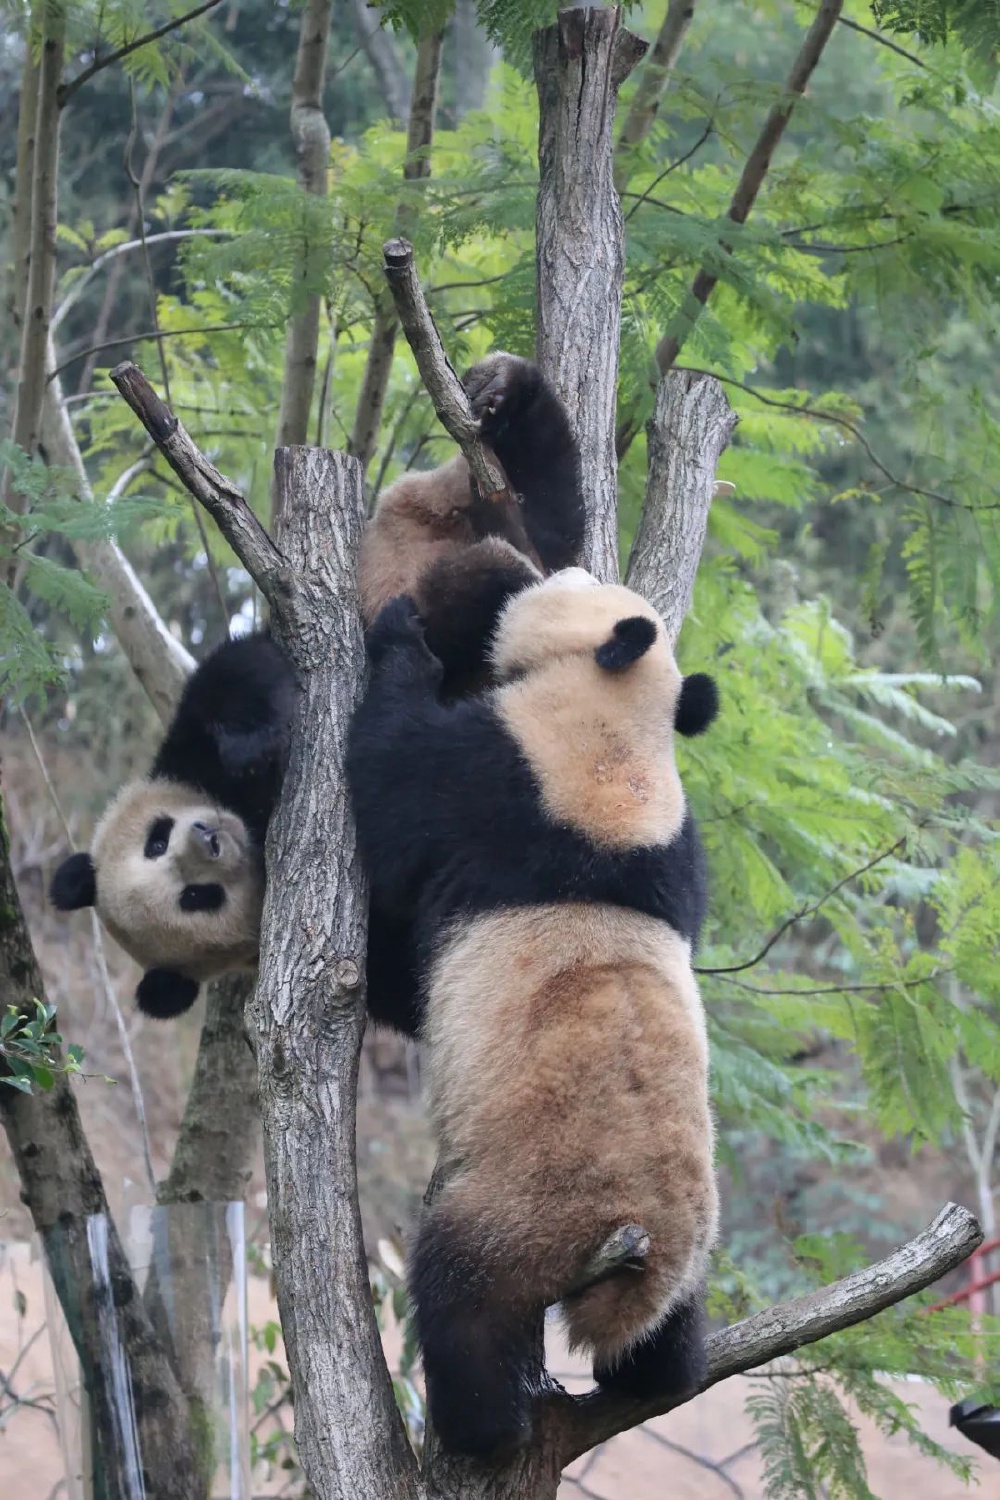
136, 968, 201, 1020
595, 616, 658, 672
675, 673, 719, 737
50, 852, 97, 911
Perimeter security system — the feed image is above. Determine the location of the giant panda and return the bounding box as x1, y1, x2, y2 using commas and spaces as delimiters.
359, 350, 585, 698
345, 570, 720, 1457
49, 633, 297, 1019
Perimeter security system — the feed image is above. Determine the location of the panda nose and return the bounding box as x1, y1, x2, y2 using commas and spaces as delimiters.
192, 822, 221, 858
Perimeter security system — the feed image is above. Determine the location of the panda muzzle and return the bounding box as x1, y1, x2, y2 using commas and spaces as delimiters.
191, 821, 222, 858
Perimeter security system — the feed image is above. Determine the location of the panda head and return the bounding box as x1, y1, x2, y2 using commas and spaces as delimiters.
489, 567, 719, 737
50, 779, 265, 1019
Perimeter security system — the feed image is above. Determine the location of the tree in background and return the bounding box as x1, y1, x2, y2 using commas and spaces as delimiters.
3, 2, 1000, 1496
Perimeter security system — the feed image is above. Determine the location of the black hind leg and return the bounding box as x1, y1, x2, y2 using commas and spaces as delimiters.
411, 1210, 539, 1457
593, 1285, 707, 1401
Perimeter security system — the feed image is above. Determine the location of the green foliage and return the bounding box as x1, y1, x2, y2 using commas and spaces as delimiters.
0, 1000, 85, 1096
0, 442, 168, 704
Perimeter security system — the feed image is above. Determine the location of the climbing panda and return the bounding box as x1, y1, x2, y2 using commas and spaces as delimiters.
359, 350, 585, 697
49, 633, 297, 1019
345, 569, 720, 1456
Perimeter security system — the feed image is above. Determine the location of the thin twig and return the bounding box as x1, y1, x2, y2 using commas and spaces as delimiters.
695, 833, 908, 977
679, 366, 1000, 514
48, 322, 271, 385
58, 0, 225, 107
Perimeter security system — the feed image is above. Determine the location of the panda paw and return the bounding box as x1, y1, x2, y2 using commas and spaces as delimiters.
463, 353, 540, 439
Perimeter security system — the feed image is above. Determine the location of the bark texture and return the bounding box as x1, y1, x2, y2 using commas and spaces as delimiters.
250, 447, 421, 1499
273, 0, 334, 476
626, 371, 737, 643
534, 8, 646, 582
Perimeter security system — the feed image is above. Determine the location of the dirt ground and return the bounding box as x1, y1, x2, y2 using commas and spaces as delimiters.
0, 1237, 994, 1499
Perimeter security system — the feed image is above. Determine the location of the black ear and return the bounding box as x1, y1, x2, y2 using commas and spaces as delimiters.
136, 969, 200, 1020
50, 852, 97, 911
675, 673, 719, 737
595, 616, 658, 672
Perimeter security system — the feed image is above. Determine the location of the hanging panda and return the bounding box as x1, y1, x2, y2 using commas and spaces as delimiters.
359, 350, 585, 698
50, 633, 297, 1019
346, 569, 720, 1457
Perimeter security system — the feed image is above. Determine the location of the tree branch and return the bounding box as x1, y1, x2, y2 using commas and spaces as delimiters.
534, 8, 647, 581
625, 370, 737, 643
52, 229, 232, 335
553, 1201, 982, 1462
58, 0, 225, 107
380, 238, 514, 505
108, 360, 293, 605
614, 0, 697, 189
653, 0, 844, 376
348, 24, 444, 477
273, 0, 334, 482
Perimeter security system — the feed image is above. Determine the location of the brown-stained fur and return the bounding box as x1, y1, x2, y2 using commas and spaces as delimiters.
492, 572, 686, 850
91, 779, 263, 980
358, 457, 477, 622
424, 904, 717, 1363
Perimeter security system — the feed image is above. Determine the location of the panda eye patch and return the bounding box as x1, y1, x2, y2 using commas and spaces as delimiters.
144, 817, 175, 859
179, 883, 226, 913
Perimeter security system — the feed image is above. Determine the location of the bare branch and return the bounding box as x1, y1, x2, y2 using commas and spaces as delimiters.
625, 371, 737, 643
58, 0, 225, 107
40, 347, 194, 724
381, 238, 513, 504
614, 0, 697, 189
554, 1201, 983, 1463
653, 0, 844, 376
273, 0, 334, 475
349, 0, 411, 123
52, 229, 232, 334
109, 360, 292, 603
50, 321, 270, 385
696, 833, 909, 978
348, 25, 444, 476
534, 9, 647, 581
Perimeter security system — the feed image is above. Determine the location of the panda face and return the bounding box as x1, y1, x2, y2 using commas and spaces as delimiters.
89, 778, 265, 980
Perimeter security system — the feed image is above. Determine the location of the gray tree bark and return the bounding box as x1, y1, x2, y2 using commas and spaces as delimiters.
534, 9, 646, 582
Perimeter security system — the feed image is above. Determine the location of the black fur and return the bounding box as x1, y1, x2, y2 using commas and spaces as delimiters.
675, 672, 719, 738
348, 594, 709, 1027
136, 968, 200, 1019
50, 851, 97, 911
410, 1211, 536, 1458
179, 882, 226, 913
593, 1285, 708, 1401
347, 595, 715, 1447
151, 632, 297, 843
462, 354, 584, 575
418, 544, 539, 699
594, 615, 658, 672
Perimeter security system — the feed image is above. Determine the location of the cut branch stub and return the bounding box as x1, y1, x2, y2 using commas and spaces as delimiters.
566, 1224, 650, 1297
381, 239, 508, 495
109, 360, 293, 604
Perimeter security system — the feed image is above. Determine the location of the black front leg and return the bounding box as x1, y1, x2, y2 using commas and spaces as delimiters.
593, 1285, 708, 1402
